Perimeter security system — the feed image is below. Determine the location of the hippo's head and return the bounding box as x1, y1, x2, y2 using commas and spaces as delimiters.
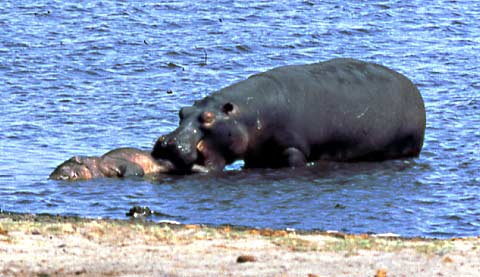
152, 100, 250, 172
49, 156, 99, 180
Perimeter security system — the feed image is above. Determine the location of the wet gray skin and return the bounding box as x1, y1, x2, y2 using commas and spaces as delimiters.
50, 147, 208, 181
152, 58, 426, 172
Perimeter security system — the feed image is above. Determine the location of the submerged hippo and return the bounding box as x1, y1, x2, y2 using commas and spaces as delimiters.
50, 147, 206, 181
152, 58, 426, 172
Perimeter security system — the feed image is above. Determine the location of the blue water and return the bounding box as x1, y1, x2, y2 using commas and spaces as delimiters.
0, 0, 479, 238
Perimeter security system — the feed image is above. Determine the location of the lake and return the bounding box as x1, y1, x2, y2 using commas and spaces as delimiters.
0, 0, 479, 238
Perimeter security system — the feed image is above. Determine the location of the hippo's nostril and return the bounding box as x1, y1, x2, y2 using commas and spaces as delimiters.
159, 137, 174, 147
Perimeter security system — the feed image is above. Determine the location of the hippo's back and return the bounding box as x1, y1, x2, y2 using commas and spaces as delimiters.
256, 58, 426, 160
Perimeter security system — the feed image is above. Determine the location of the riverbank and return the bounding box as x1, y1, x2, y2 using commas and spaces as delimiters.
1, 213, 479, 276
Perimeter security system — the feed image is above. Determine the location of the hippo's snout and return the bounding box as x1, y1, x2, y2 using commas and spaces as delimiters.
152, 132, 199, 170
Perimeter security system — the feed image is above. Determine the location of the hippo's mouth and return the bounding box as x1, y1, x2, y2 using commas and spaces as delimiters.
192, 140, 210, 173
191, 139, 224, 173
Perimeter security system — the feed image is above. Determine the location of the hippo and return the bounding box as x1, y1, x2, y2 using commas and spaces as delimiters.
50, 147, 206, 181
152, 58, 426, 172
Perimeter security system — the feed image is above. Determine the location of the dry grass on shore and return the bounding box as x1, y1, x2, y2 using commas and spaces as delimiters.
1, 213, 479, 276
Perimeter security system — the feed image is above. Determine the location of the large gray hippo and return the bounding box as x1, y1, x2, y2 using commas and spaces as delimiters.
152, 58, 426, 172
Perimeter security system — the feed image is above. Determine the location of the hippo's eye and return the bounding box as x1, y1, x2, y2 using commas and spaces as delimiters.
201, 111, 216, 125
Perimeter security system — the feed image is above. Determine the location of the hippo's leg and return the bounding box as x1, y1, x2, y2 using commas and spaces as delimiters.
283, 147, 307, 167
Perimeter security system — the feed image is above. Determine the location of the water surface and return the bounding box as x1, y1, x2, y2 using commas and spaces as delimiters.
0, 0, 479, 238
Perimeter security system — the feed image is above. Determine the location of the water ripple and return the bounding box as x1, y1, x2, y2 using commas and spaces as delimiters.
0, 0, 479, 238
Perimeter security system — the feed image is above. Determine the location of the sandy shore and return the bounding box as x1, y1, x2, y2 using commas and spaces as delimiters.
1, 213, 479, 276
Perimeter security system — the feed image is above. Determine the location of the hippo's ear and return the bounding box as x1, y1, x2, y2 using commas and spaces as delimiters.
222, 102, 237, 116
179, 107, 195, 120
70, 156, 83, 164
